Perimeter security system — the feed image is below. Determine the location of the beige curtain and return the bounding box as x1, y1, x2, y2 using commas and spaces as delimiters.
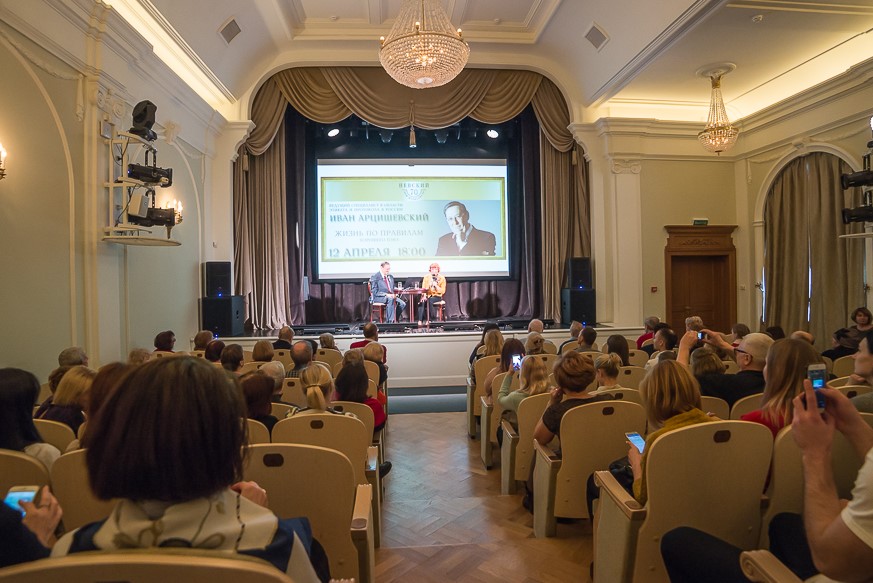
233, 117, 293, 329
237, 67, 590, 325
764, 152, 865, 349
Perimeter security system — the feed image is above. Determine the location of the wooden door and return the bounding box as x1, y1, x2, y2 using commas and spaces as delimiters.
669, 256, 731, 332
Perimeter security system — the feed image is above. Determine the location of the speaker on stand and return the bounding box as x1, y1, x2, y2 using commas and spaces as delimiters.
561, 289, 596, 325
201, 261, 244, 336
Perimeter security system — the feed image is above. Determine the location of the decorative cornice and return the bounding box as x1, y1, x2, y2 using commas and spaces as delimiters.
611, 159, 641, 174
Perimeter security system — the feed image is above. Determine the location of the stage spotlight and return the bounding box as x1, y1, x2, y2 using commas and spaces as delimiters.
380, 130, 393, 144
486, 129, 499, 139
434, 129, 449, 144
129, 100, 157, 141
327, 128, 340, 137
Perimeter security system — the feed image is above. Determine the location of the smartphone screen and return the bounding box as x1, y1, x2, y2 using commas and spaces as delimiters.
626, 432, 645, 454
511, 354, 522, 371
4, 489, 37, 516
807, 364, 827, 409
697, 332, 705, 340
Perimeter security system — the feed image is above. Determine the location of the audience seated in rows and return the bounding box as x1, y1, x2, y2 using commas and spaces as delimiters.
362, 342, 388, 392
318, 332, 338, 351
335, 361, 386, 433
645, 327, 678, 370
740, 338, 822, 437
126, 348, 150, 365
49, 357, 329, 582
468, 322, 500, 366
847, 306, 873, 349
636, 316, 659, 349
35, 365, 95, 436
559, 320, 583, 353
497, 354, 550, 432
36, 365, 72, 411
823, 327, 857, 361
204, 339, 225, 363
252, 340, 274, 363
685, 316, 704, 332
471, 329, 504, 384
350, 323, 386, 363
57, 347, 88, 367
642, 322, 672, 356
525, 332, 545, 355
528, 319, 544, 334
680, 330, 772, 407
241, 371, 279, 435
765, 325, 786, 340
483, 339, 525, 406
257, 361, 285, 399
577, 326, 598, 353
71, 362, 135, 450
273, 325, 294, 350
153, 330, 176, 352
730, 322, 751, 347
287, 341, 313, 378
286, 364, 349, 419
0, 368, 61, 470
606, 335, 630, 366
220, 343, 244, 373
790, 329, 815, 344
689, 346, 725, 381
592, 353, 624, 392
193, 329, 214, 351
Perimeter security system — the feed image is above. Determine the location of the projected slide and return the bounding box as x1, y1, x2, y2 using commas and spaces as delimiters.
316, 161, 509, 281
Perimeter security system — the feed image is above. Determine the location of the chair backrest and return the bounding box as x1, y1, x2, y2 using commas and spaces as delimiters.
272, 414, 370, 484
246, 418, 271, 444
488, 373, 518, 444
367, 379, 378, 399
244, 444, 364, 581
832, 355, 855, 378
821, 355, 834, 375
36, 383, 52, 405
641, 338, 654, 348
730, 393, 764, 420
556, 401, 647, 518
0, 552, 295, 583
560, 342, 578, 354
627, 349, 648, 368
362, 360, 380, 387
700, 396, 730, 419
270, 402, 292, 418
724, 360, 740, 374
280, 378, 307, 407
238, 362, 262, 375
837, 385, 873, 399
476, 345, 487, 356
535, 353, 559, 371
314, 348, 343, 368
243, 349, 254, 363
152, 351, 179, 359
635, 421, 773, 582
273, 349, 293, 369
542, 340, 558, 355
189, 350, 206, 358
332, 401, 375, 437
827, 375, 853, 388
0, 449, 51, 496
595, 387, 642, 405
474, 355, 500, 396
617, 366, 647, 389
513, 393, 551, 481
50, 448, 115, 530
33, 418, 77, 452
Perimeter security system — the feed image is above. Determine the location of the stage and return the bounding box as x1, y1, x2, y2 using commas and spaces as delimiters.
201, 321, 644, 390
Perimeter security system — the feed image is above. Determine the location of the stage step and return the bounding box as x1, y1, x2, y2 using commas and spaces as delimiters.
388, 386, 466, 414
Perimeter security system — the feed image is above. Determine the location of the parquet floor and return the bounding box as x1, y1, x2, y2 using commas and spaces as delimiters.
375, 412, 592, 582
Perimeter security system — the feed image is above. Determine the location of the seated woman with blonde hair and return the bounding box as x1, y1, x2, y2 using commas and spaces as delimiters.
35, 365, 95, 436
286, 365, 354, 419
525, 332, 546, 356
592, 353, 623, 392
252, 340, 274, 363
497, 354, 550, 433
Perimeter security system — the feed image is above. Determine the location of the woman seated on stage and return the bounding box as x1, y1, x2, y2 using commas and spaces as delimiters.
35, 365, 95, 436
483, 338, 525, 406
418, 262, 446, 322
241, 371, 279, 435
252, 340, 274, 363
334, 361, 386, 433
0, 368, 61, 470
497, 355, 550, 431
592, 353, 624, 392
51, 357, 328, 582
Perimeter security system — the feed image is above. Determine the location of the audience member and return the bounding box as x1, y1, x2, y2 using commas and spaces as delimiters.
0, 486, 63, 568
286, 365, 348, 419
479, 329, 504, 361
730, 323, 751, 347
273, 326, 294, 349
287, 341, 313, 378
35, 365, 72, 413
681, 330, 773, 407
765, 325, 786, 340
642, 322, 672, 356
72, 362, 135, 450
35, 365, 95, 436
58, 347, 88, 367
822, 327, 857, 362
636, 316, 660, 350
850, 330, 873, 413
468, 323, 500, 366
592, 353, 623, 392
193, 330, 214, 351
497, 354, 550, 432
847, 306, 873, 349
606, 335, 630, 366
342, 349, 365, 368
685, 316, 704, 332
483, 339, 525, 406
258, 361, 285, 395
661, 383, 873, 582
740, 338, 822, 437
0, 368, 61, 470
362, 342, 388, 393
50, 357, 328, 581
644, 327, 678, 370
126, 348, 151, 365
560, 321, 584, 353
689, 347, 725, 380
576, 327, 598, 353
252, 339, 275, 363
528, 319, 545, 334
240, 371, 279, 435
350, 323, 386, 362
220, 343, 244, 374
318, 333, 338, 351
790, 330, 815, 345
204, 339, 225, 363
153, 330, 176, 352
334, 361, 386, 433
525, 332, 546, 355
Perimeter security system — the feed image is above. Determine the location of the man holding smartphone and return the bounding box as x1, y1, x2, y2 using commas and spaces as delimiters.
0, 485, 63, 567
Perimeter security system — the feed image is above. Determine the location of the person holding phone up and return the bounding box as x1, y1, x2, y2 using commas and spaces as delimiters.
1, 485, 63, 567
482, 339, 525, 406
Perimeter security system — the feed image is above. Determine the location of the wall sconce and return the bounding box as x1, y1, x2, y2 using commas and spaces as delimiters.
0, 143, 7, 180
165, 199, 184, 225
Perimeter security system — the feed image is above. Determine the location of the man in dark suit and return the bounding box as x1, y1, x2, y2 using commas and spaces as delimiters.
369, 261, 406, 322
435, 201, 496, 256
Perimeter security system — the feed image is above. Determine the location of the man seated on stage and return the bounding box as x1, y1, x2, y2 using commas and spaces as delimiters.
435, 201, 496, 256
369, 261, 406, 323
418, 262, 447, 322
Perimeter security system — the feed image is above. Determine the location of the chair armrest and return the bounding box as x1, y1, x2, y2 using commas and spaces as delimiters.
501, 419, 518, 440
366, 446, 378, 473
740, 550, 803, 583
351, 484, 372, 535
533, 439, 560, 465
593, 470, 645, 521
351, 484, 376, 583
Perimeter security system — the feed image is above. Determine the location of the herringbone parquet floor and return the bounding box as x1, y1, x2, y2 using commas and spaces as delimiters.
375, 412, 592, 582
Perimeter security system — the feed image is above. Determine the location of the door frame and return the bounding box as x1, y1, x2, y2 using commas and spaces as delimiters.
664, 225, 738, 331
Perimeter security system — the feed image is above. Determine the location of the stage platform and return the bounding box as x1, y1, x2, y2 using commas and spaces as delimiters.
202, 321, 643, 390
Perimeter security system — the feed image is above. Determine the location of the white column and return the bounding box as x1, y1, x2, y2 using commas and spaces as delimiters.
608, 159, 644, 327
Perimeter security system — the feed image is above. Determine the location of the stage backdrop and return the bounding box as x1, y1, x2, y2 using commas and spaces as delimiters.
234, 68, 590, 328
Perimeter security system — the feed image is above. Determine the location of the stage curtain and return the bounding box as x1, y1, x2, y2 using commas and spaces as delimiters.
764, 153, 864, 348
233, 117, 293, 329
236, 66, 587, 326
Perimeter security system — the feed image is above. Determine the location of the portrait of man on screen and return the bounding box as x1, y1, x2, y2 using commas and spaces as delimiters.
435, 201, 496, 256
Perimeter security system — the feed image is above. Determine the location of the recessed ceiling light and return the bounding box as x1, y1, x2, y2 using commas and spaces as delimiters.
327, 128, 340, 137
486, 129, 499, 139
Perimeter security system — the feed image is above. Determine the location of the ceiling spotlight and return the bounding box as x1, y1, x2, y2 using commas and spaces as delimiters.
380, 130, 393, 144
486, 129, 499, 139
130, 100, 158, 141
327, 128, 340, 137
434, 130, 449, 144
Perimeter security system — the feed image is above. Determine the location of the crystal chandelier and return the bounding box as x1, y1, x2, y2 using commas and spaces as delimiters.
697, 67, 739, 155
379, 0, 470, 89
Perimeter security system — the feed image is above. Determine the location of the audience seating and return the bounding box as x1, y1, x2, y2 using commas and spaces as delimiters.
270, 402, 292, 418
243, 349, 254, 363
189, 350, 206, 358
36, 383, 51, 405
827, 375, 853, 388
152, 351, 181, 359
272, 414, 382, 547
362, 361, 381, 389
238, 362, 262, 375
0, 449, 50, 497
617, 366, 646, 389
280, 378, 307, 408
560, 342, 578, 354
244, 444, 375, 583
543, 340, 558, 354
50, 449, 115, 530
332, 401, 383, 465
314, 348, 343, 368
626, 350, 648, 367
480, 372, 517, 469
533, 401, 646, 536
723, 360, 740, 374
594, 388, 642, 405
729, 393, 764, 420
0, 551, 311, 583
592, 421, 773, 583
273, 349, 293, 369
246, 419, 271, 445
33, 419, 77, 452
500, 393, 550, 495
831, 355, 855, 378
467, 355, 500, 438
641, 339, 653, 348
739, 549, 801, 583
821, 355, 834, 376
836, 385, 872, 399
700, 396, 730, 420
534, 353, 559, 370
366, 379, 378, 400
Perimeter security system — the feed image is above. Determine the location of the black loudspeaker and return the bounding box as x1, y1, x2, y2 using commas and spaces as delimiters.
202, 261, 232, 297
567, 257, 592, 289
201, 296, 245, 337
561, 289, 596, 325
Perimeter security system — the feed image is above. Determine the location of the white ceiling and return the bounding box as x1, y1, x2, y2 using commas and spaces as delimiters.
126, 0, 873, 122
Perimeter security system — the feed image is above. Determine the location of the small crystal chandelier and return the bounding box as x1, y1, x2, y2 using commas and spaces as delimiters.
379, 0, 470, 89
697, 65, 739, 155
